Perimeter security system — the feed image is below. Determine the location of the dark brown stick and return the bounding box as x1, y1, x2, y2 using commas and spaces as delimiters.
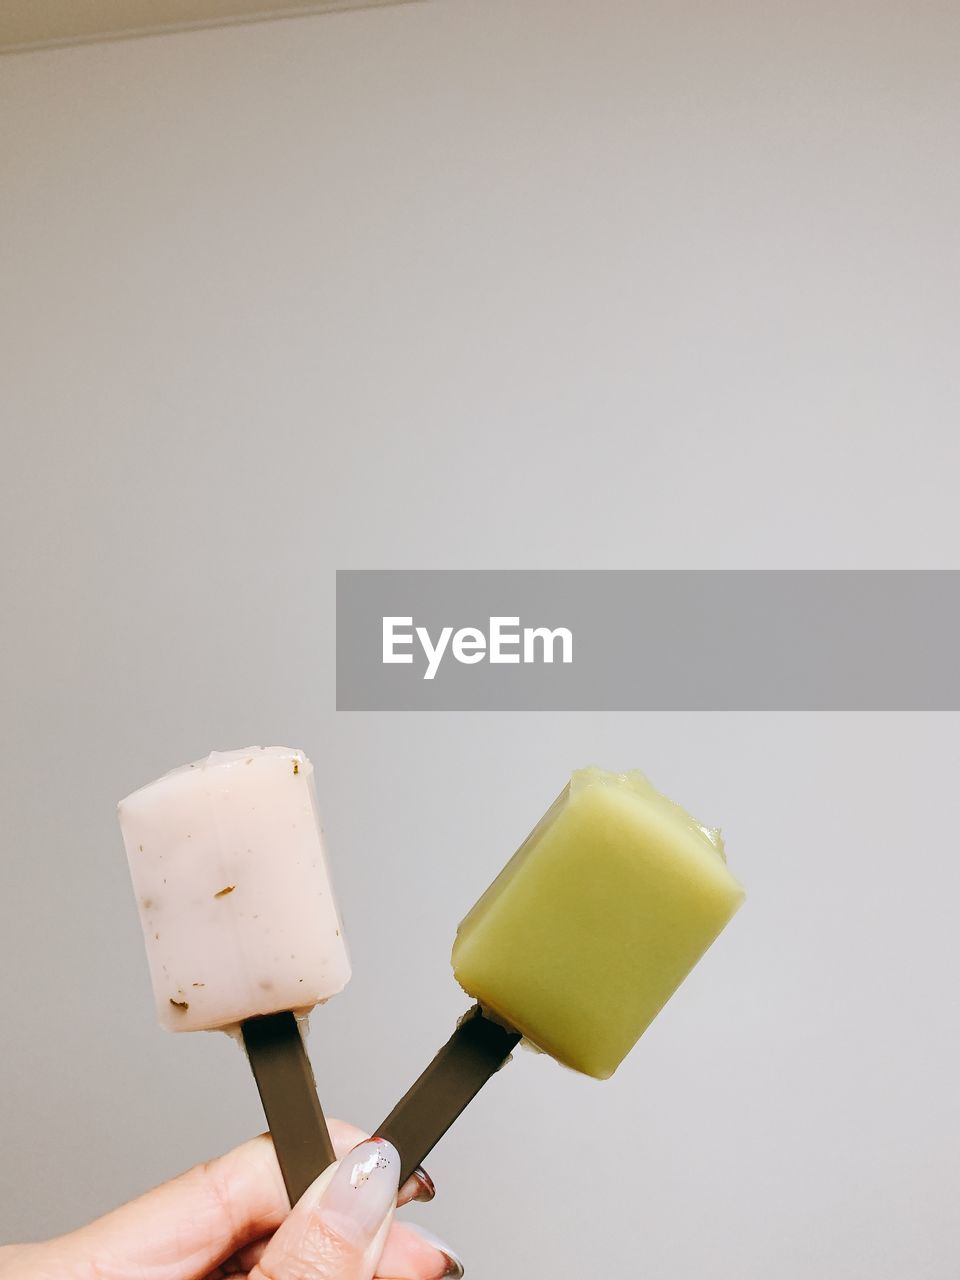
375, 1006, 521, 1184
242, 1011, 336, 1204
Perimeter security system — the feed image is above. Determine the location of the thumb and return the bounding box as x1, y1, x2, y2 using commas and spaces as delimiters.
251, 1140, 400, 1280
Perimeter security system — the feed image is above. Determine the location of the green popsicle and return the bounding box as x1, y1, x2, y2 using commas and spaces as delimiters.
377, 765, 745, 1182
451, 767, 745, 1079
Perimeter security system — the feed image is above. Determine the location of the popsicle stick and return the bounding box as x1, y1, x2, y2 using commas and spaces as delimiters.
375, 1005, 521, 1184
242, 1011, 336, 1204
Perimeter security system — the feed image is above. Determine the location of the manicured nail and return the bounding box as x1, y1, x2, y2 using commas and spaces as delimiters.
404, 1223, 465, 1278
398, 1164, 436, 1206
314, 1138, 400, 1250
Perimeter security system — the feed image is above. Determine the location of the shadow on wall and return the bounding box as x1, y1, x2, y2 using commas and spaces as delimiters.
0, 0, 421, 54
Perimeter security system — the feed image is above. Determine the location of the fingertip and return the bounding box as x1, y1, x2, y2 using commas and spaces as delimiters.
379, 1220, 464, 1279
398, 1165, 436, 1207
257, 1140, 400, 1279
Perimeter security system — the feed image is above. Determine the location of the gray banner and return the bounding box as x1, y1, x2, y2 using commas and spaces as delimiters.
336, 570, 960, 710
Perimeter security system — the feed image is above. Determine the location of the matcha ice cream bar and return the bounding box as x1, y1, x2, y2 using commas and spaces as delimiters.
378, 767, 744, 1181
118, 746, 350, 1202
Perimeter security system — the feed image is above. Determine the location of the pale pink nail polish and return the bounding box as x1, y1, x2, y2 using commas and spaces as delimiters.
314, 1139, 400, 1250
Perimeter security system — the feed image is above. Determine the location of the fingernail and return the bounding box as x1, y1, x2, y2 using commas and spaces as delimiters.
398, 1164, 436, 1206
314, 1138, 400, 1250
404, 1223, 465, 1278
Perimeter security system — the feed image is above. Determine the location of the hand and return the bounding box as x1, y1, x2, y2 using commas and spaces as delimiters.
0, 1120, 463, 1280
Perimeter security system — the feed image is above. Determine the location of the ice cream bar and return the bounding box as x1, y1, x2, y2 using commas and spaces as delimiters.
377, 767, 744, 1181
118, 746, 350, 1202
453, 767, 744, 1078
118, 746, 350, 1032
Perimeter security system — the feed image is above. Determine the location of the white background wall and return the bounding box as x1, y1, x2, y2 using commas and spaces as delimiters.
1, 2, 958, 1276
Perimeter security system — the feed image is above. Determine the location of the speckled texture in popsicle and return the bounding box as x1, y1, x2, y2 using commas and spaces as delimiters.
118, 746, 350, 1032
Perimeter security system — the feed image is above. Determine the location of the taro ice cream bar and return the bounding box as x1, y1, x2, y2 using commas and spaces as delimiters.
118, 746, 350, 1033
